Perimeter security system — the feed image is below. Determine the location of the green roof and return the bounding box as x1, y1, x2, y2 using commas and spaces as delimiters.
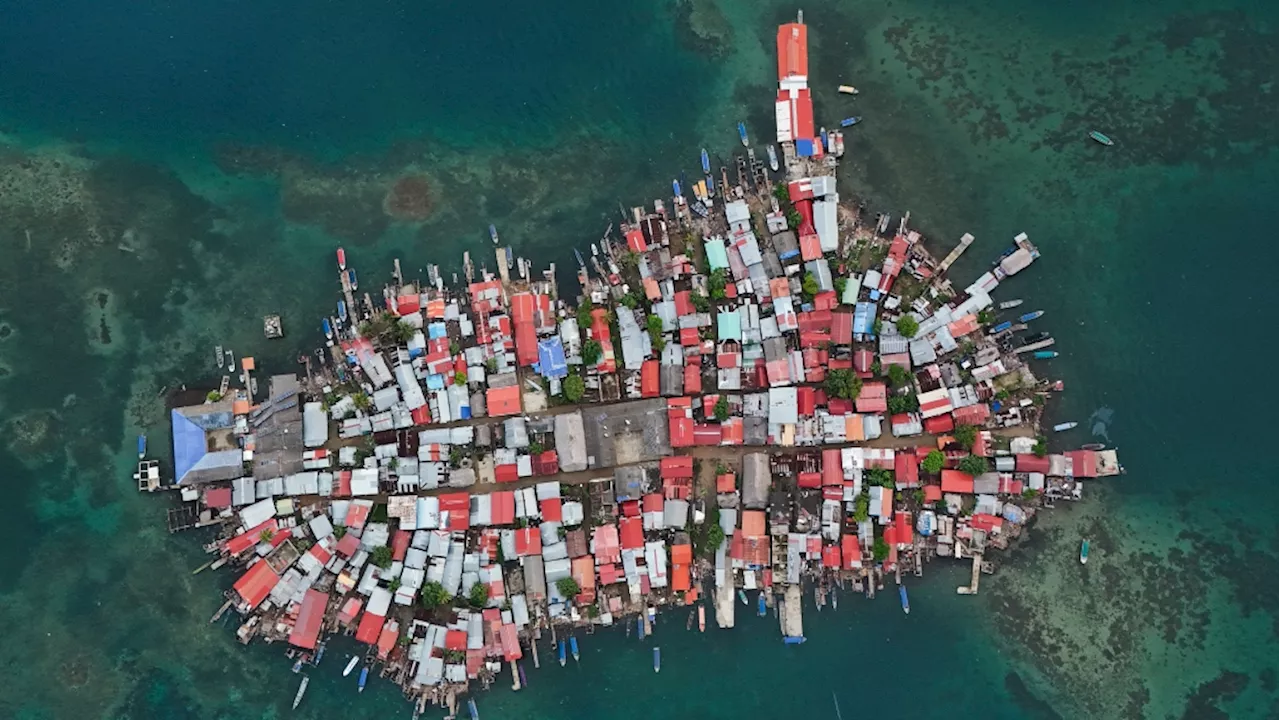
717, 311, 742, 341
704, 238, 729, 271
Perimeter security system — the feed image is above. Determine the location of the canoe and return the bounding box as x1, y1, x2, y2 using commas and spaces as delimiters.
1053, 421, 1078, 432
358, 666, 368, 693
569, 635, 579, 663
468, 698, 480, 720
998, 299, 1023, 310
1082, 442, 1106, 451
653, 646, 661, 673
558, 641, 566, 667
989, 320, 1012, 334
293, 676, 309, 709
1034, 351, 1059, 359
738, 122, 749, 146
738, 589, 748, 605
840, 116, 861, 127
701, 148, 710, 174
1089, 131, 1114, 146
899, 585, 910, 614
343, 657, 359, 677
1019, 310, 1044, 322
757, 594, 766, 617
137, 434, 147, 459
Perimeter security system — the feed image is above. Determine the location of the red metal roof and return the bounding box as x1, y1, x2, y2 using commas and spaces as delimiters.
940, 470, 975, 494
515, 526, 542, 556
679, 327, 701, 347
856, 382, 888, 413
894, 452, 920, 487
491, 491, 516, 525
669, 416, 694, 448
822, 545, 842, 568
684, 363, 702, 393
716, 473, 736, 493
923, 484, 942, 502
439, 492, 471, 531
625, 228, 647, 253
797, 471, 821, 489
923, 414, 955, 435
500, 623, 522, 661
1014, 454, 1051, 474
660, 456, 694, 479
970, 513, 1004, 532
641, 360, 660, 397
225, 519, 278, 555
832, 313, 854, 345
486, 385, 522, 417
952, 403, 991, 426
205, 487, 232, 509
893, 511, 913, 547
593, 524, 621, 565
392, 529, 412, 561
355, 611, 384, 644
674, 290, 694, 316
776, 22, 809, 80
842, 534, 862, 568
692, 424, 722, 446
494, 463, 519, 483
619, 517, 644, 550
335, 531, 360, 557
288, 589, 328, 650
823, 448, 843, 486
233, 561, 279, 609
540, 497, 563, 523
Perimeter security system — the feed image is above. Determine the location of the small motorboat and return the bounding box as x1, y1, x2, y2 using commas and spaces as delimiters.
291, 657, 304, 674
358, 666, 369, 693
653, 646, 661, 673
1019, 309, 1044, 322
738, 589, 748, 606
757, 594, 766, 617
738, 122, 749, 146
767, 144, 779, 171
837, 85, 858, 95
336, 247, 346, 270
989, 320, 1012, 334
489, 224, 499, 245
337, 300, 348, 324
1082, 442, 1106, 451
468, 697, 480, 720
834, 131, 844, 157
701, 148, 710, 174
137, 434, 147, 459
347, 268, 358, 290
998, 299, 1024, 310
1089, 131, 1114, 146
1050, 380, 1065, 391
1080, 539, 1090, 564
518, 662, 527, 687
899, 585, 910, 615
322, 317, 333, 340
831, 591, 838, 610
819, 126, 828, 152
698, 605, 705, 632
215, 344, 224, 367
636, 615, 645, 640
313, 641, 326, 665
292, 676, 309, 710
558, 641, 567, 667
672, 179, 681, 197
1034, 350, 1059, 359
1020, 331, 1050, 345
840, 116, 861, 127
343, 657, 360, 677
1053, 421, 1078, 432
569, 635, 580, 663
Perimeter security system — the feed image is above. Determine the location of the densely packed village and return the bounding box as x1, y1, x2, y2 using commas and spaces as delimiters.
144, 14, 1122, 717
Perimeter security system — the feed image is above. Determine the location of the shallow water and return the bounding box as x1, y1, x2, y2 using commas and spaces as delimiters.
0, 0, 1274, 718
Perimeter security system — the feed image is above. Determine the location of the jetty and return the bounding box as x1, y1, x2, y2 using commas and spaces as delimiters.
136, 9, 1122, 714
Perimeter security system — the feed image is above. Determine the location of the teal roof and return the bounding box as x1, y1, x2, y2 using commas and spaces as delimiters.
704, 238, 729, 271
717, 311, 742, 341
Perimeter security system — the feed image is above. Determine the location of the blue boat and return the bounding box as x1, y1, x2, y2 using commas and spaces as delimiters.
738, 122, 749, 146
672, 179, 682, 197
757, 594, 766, 617
137, 434, 147, 459
518, 662, 527, 686
840, 116, 862, 127
1019, 310, 1044, 323
1034, 350, 1059, 359
558, 640, 566, 666
899, 585, 910, 614
468, 697, 479, 720
653, 646, 661, 673
357, 666, 368, 692
705, 173, 715, 195
322, 317, 333, 340
700, 148, 710, 174
990, 320, 1012, 334
347, 268, 358, 290
783, 636, 807, 645
489, 224, 499, 245
636, 615, 645, 640
337, 300, 348, 324
819, 126, 828, 151
569, 635, 580, 663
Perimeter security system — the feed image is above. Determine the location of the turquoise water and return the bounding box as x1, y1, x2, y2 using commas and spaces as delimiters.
0, 0, 1274, 718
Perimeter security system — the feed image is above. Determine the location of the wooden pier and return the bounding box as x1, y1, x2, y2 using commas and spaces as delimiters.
937, 232, 975, 273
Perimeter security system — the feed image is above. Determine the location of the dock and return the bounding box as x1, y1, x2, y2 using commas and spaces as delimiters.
956, 554, 984, 595
1013, 338, 1056, 355
937, 232, 975, 273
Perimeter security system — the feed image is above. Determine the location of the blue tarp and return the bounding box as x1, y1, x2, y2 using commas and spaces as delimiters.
537, 338, 568, 379
428, 322, 448, 340
795, 139, 816, 157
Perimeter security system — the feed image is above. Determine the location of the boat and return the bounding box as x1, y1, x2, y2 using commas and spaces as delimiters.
834, 131, 845, 157
357, 666, 369, 693
336, 300, 347, 324
505, 247, 514, 270
291, 657, 304, 674
558, 641, 566, 666
1080, 539, 1090, 564
489, 224, 499, 245
1082, 442, 1106, 451
137, 434, 147, 459
840, 116, 861, 127
998, 299, 1024, 310
672, 179, 681, 197
569, 635, 580, 663
783, 636, 806, 645
347, 268, 358, 290
636, 615, 645, 640
705, 173, 715, 197
738, 589, 748, 605
1089, 130, 1114, 146
336, 247, 346, 270
1019, 310, 1044, 322
767, 144, 779, 171
313, 641, 326, 665
321, 317, 333, 340
215, 345, 224, 367
1034, 350, 1059, 359
737, 122, 749, 146
343, 657, 360, 677
832, 591, 838, 610
819, 126, 828, 152
701, 148, 710, 174
518, 661, 527, 687
837, 85, 858, 95
989, 320, 1012, 334
1020, 331, 1050, 345
468, 698, 479, 720
899, 585, 910, 614
698, 605, 706, 632
292, 676, 309, 710
757, 594, 766, 617
1053, 421, 1078, 432
653, 646, 661, 673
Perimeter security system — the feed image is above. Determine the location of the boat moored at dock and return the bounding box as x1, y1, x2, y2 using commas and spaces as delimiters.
737, 122, 749, 146
700, 148, 710, 174
489, 224, 500, 245
558, 641, 567, 666
321, 317, 333, 340
468, 697, 480, 720
343, 657, 359, 677
137, 434, 147, 459
767, 144, 779, 171
358, 666, 369, 693
899, 586, 910, 614
757, 594, 766, 617
1019, 309, 1044, 322
1034, 350, 1059, 359
998, 299, 1024, 310
346, 268, 358, 290
569, 635, 580, 663
336, 247, 346, 270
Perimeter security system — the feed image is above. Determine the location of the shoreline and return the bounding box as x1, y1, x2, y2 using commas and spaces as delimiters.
139, 12, 1123, 716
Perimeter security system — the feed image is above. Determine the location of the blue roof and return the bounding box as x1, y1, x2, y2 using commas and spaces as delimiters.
853, 302, 876, 336
537, 337, 568, 379
795, 139, 816, 157
428, 322, 448, 340
171, 408, 239, 485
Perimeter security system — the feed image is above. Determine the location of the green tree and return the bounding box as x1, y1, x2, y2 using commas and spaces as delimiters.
388, 578, 402, 593
886, 364, 911, 388
705, 523, 726, 555
1022, 488, 1039, 499
333, 525, 347, 539
823, 368, 862, 400
773, 183, 790, 204
556, 577, 581, 598
352, 392, 372, 412
691, 293, 710, 313
922, 449, 945, 474
449, 446, 464, 468
577, 302, 594, 329
528, 441, 545, 455
953, 424, 978, 449
370, 546, 394, 569
563, 374, 585, 402
620, 293, 638, 309
449, 340, 461, 354
708, 268, 728, 300
786, 208, 803, 229
454, 370, 468, 386
258, 529, 275, 543
866, 468, 896, 488
886, 393, 919, 414
833, 277, 848, 299
1032, 437, 1048, 457
895, 315, 920, 338
620, 250, 641, 269
468, 582, 490, 608
854, 494, 870, 522
977, 308, 996, 325
911, 489, 925, 504
933, 499, 948, 513
713, 396, 730, 422
646, 315, 663, 334
206, 390, 223, 402
873, 537, 890, 561
801, 273, 820, 300
420, 581, 450, 609
391, 320, 416, 343
582, 340, 603, 366
958, 455, 989, 476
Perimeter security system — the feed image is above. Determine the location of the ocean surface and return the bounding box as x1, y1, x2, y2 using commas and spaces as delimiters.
0, 0, 1275, 718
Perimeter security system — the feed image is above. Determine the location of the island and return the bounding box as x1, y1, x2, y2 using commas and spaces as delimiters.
143, 12, 1122, 717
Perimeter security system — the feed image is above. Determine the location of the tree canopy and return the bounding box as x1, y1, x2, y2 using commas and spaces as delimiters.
801, 273, 820, 299
873, 537, 890, 561
582, 340, 603, 366
824, 368, 862, 400
958, 454, 990, 476
708, 269, 728, 300
563, 374, 585, 402
713, 396, 730, 422
468, 582, 490, 608
1032, 437, 1048, 457
886, 392, 919, 414
895, 315, 920, 338
886, 363, 911, 388
953, 424, 978, 449
370, 546, 394, 569
420, 581, 450, 609
556, 577, 581, 598
576, 302, 594, 329
921, 449, 946, 474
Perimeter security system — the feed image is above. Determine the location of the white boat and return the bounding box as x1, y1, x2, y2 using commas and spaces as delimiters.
998, 299, 1024, 310
292, 676, 309, 710
1053, 421, 1078, 432
837, 85, 858, 95
767, 145, 779, 172
834, 131, 845, 157
343, 656, 360, 677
